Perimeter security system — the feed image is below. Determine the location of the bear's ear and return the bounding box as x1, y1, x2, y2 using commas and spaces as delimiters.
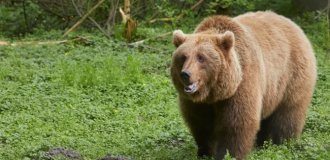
217, 31, 235, 53
173, 30, 186, 47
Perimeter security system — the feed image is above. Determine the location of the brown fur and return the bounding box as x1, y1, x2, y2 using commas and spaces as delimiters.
170, 11, 317, 159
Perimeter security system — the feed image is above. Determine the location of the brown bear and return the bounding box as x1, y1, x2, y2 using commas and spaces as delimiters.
170, 11, 317, 159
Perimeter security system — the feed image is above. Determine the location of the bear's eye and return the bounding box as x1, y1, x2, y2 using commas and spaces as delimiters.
180, 55, 187, 62
197, 54, 205, 63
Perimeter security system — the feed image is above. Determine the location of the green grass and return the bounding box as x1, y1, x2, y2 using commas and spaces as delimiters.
0, 14, 329, 160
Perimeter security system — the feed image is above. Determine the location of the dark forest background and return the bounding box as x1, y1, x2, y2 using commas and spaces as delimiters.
0, 0, 329, 40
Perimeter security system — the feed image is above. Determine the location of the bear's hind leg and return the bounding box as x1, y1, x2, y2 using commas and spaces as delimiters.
267, 99, 310, 144
256, 117, 272, 147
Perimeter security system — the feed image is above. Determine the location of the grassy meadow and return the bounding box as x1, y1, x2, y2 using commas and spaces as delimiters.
0, 13, 329, 160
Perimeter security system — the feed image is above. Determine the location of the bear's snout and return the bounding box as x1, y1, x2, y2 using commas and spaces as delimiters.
180, 70, 191, 84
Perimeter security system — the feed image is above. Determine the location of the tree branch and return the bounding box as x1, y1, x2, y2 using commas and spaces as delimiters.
71, 0, 110, 38
63, 0, 105, 37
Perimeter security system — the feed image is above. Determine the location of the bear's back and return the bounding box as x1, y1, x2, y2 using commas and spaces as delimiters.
234, 11, 317, 118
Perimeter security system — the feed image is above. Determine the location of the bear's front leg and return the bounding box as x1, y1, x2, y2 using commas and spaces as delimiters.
214, 97, 261, 159
215, 122, 259, 160
179, 98, 216, 157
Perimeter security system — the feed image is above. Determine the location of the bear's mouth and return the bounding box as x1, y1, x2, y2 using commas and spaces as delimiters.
184, 82, 198, 94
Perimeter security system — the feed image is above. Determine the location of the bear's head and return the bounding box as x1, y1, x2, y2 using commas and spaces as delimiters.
170, 30, 242, 103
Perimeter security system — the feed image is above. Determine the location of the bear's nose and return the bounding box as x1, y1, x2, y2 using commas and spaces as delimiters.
180, 71, 191, 83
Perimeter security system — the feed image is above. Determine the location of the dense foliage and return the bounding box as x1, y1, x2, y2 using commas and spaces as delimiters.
0, 0, 319, 37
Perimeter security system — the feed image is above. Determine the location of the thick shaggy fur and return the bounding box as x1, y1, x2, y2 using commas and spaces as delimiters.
170, 11, 317, 159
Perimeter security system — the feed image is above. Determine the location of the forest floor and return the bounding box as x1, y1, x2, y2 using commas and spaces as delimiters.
0, 13, 329, 160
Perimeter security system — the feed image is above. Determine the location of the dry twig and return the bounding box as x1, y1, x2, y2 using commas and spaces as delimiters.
106, 0, 120, 35
128, 31, 171, 47
0, 37, 91, 46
